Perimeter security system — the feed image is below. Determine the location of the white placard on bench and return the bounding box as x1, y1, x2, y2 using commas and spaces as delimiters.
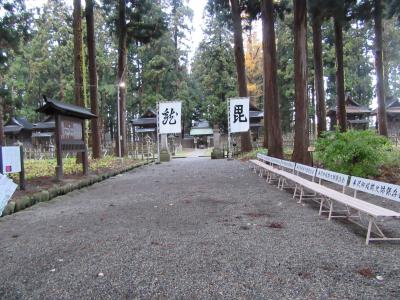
269, 156, 282, 166
349, 176, 400, 203
280, 159, 296, 171
295, 163, 317, 178
316, 168, 348, 186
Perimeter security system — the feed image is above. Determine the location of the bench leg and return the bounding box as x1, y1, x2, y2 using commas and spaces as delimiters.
297, 187, 304, 203
293, 184, 298, 199
279, 178, 285, 190
366, 219, 372, 245
319, 198, 325, 215
328, 201, 333, 220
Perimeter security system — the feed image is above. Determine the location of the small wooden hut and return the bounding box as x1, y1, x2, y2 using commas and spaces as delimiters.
371, 98, 400, 135
190, 119, 213, 148
4, 116, 33, 145
327, 95, 371, 130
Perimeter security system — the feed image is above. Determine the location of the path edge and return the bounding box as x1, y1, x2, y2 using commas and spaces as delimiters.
1, 160, 154, 217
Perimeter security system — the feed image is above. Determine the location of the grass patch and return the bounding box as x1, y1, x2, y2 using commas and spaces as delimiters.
11, 156, 140, 180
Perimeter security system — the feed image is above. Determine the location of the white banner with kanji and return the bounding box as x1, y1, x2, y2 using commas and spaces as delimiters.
229, 97, 250, 133
158, 101, 182, 134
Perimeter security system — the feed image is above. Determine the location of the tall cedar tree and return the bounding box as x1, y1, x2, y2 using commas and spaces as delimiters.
73, 0, 84, 107
373, 0, 388, 136
86, 0, 102, 158
116, 0, 127, 156
0, 0, 30, 145
325, 0, 357, 132
354, 0, 400, 136
334, 16, 346, 132
229, 0, 252, 152
261, 0, 283, 157
292, 0, 310, 164
308, 1, 327, 136
103, 0, 165, 156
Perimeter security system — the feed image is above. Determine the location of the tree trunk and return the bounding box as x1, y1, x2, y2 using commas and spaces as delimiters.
334, 17, 347, 132
311, 13, 327, 137
261, 0, 283, 158
73, 0, 84, 106
73, 0, 84, 162
116, 0, 127, 156
0, 96, 4, 146
86, 0, 102, 159
229, 0, 252, 153
374, 0, 388, 136
292, 0, 310, 164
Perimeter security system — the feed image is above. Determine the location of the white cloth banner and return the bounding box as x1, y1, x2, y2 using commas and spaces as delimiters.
158, 101, 182, 134
229, 98, 250, 133
0, 174, 17, 215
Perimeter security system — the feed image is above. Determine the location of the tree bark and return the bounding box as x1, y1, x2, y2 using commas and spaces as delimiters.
116, 0, 127, 156
229, 0, 252, 153
86, 0, 102, 158
292, 0, 310, 164
334, 17, 347, 132
374, 0, 388, 136
311, 13, 327, 137
261, 0, 283, 158
73, 0, 84, 107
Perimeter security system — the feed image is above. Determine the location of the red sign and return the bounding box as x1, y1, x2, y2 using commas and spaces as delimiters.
5, 165, 11, 172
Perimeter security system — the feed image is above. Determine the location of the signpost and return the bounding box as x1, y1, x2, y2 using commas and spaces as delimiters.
37, 97, 96, 180
228, 97, 250, 158
157, 101, 182, 162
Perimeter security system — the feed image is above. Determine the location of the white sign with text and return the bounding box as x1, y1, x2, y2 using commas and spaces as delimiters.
295, 163, 317, 178
158, 101, 182, 134
349, 176, 400, 202
1, 146, 21, 174
229, 98, 250, 133
316, 168, 348, 186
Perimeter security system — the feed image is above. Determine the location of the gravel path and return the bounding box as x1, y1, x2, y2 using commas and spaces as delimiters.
0, 157, 400, 299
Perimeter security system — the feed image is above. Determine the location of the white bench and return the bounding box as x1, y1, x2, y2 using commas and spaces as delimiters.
249, 155, 400, 244
347, 176, 400, 244
292, 163, 318, 202
316, 168, 349, 216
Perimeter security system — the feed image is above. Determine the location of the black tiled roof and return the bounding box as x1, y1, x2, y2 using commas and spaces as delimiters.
5, 117, 33, 130
4, 125, 23, 134
37, 98, 96, 119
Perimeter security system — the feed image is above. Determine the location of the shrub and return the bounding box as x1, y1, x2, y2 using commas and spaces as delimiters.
240, 147, 267, 160
315, 130, 392, 177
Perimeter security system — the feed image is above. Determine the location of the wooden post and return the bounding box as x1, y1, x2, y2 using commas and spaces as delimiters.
83, 148, 89, 176
82, 119, 89, 176
19, 146, 25, 190
55, 114, 63, 181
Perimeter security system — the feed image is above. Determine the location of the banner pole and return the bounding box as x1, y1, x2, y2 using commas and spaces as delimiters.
227, 98, 231, 159
157, 102, 160, 163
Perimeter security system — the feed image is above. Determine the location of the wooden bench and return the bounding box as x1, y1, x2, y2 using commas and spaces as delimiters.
347, 176, 400, 244
249, 155, 400, 244
315, 168, 349, 216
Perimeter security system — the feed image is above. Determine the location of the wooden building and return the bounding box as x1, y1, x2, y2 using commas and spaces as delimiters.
372, 98, 400, 135
32, 116, 56, 147
131, 108, 157, 139
327, 95, 371, 130
189, 119, 213, 148
4, 116, 33, 145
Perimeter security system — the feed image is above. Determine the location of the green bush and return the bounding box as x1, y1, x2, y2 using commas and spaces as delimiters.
315, 130, 392, 177
240, 147, 267, 160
